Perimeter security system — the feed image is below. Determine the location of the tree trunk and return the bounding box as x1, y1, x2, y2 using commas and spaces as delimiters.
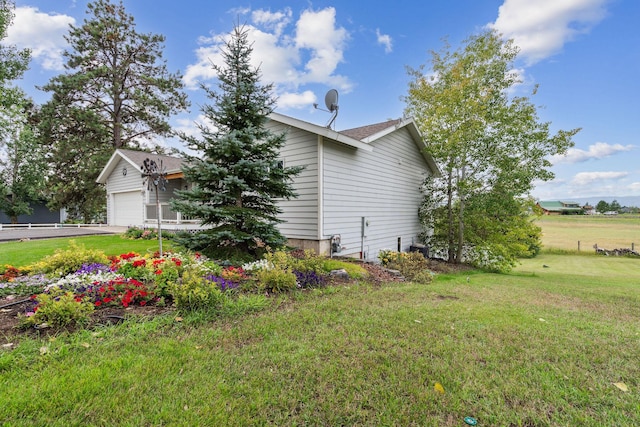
455, 166, 467, 264
446, 169, 456, 263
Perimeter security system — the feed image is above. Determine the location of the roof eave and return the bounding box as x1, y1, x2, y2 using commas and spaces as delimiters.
269, 112, 373, 152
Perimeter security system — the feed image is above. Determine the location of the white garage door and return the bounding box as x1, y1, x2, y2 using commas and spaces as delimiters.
113, 191, 143, 226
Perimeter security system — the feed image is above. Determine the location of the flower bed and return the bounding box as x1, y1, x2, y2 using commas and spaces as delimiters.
1, 246, 378, 334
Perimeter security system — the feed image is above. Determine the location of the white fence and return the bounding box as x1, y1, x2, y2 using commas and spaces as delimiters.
0, 223, 109, 230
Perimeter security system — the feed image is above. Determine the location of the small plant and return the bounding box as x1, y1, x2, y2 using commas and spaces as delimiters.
322, 259, 367, 279
0, 274, 50, 298
255, 268, 297, 293
171, 270, 227, 311
123, 226, 144, 240
30, 241, 110, 277
205, 274, 239, 292
0, 265, 23, 282
221, 266, 246, 283
81, 278, 156, 308
20, 289, 94, 329
294, 270, 326, 289
378, 251, 432, 283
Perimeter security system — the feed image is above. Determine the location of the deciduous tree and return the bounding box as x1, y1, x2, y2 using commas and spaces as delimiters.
171, 25, 303, 260
0, 98, 46, 223
406, 30, 578, 271
0, 1, 44, 223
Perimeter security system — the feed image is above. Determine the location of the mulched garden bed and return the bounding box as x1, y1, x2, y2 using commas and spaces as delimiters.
0, 260, 467, 341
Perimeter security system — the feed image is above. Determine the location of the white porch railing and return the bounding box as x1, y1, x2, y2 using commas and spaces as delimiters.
144, 203, 198, 224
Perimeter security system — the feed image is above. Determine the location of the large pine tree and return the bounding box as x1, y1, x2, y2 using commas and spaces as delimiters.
38, 0, 188, 222
172, 25, 302, 260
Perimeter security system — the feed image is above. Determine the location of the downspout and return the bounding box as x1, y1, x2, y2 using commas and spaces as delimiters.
317, 135, 324, 245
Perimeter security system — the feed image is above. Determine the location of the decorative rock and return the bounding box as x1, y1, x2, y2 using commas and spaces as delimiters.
329, 269, 350, 280
385, 269, 403, 277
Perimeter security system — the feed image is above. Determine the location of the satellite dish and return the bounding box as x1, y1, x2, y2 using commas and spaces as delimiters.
314, 89, 339, 129
325, 89, 339, 112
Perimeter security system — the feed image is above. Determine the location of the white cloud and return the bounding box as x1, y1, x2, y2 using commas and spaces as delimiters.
277, 90, 317, 109
489, 0, 609, 64
294, 8, 350, 87
6, 6, 74, 71
551, 142, 635, 164
252, 8, 292, 37
184, 7, 352, 110
628, 182, 640, 192
571, 171, 628, 186
376, 29, 392, 53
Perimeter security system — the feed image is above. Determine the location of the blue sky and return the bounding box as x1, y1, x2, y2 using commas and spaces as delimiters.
7, 0, 640, 202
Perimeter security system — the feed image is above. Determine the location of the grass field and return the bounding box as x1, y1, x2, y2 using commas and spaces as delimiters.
0, 235, 175, 267
536, 214, 640, 252
1, 224, 639, 424
1, 254, 639, 425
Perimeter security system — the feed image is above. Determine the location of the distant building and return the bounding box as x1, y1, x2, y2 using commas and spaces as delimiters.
0, 200, 64, 224
537, 201, 583, 215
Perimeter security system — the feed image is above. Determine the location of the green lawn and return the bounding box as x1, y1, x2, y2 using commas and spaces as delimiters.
536, 214, 640, 252
0, 235, 175, 267
1, 254, 638, 425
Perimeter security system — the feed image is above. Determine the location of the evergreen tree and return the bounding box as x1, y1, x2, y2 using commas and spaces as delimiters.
38, 0, 188, 222
171, 25, 303, 260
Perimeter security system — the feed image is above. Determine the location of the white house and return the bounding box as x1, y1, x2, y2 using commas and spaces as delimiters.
96, 112, 440, 260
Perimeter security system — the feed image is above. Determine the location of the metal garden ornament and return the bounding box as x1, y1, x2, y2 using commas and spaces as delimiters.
141, 158, 168, 256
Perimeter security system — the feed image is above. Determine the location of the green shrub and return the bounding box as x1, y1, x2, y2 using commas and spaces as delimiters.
256, 268, 297, 293
321, 259, 367, 279
123, 227, 144, 239
379, 250, 432, 283
30, 241, 110, 276
410, 269, 435, 285
170, 270, 227, 312
20, 290, 94, 329
289, 249, 325, 273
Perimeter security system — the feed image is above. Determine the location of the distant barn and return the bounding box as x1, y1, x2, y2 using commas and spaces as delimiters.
537, 201, 583, 215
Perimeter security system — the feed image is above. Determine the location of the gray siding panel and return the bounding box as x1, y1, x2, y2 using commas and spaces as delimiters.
267, 122, 320, 240
323, 127, 431, 260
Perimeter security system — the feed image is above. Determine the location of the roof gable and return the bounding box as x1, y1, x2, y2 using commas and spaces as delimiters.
269, 113, 440, 177
96, 149, 185, 184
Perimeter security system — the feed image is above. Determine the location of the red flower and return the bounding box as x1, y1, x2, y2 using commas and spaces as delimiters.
155, 269, 163, 275
94, 301, 102, 307
132, 259, 146, 268
120, 252, 138, 260
140, 300, 147, 306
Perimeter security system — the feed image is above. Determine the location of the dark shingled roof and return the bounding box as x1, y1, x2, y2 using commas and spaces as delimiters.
340, 119, 402, 141
118, 149, 185, 173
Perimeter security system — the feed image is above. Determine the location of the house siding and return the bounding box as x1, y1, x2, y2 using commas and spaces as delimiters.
323, 127, 429, 260
105, 158, 144, 226
267, 122, 320, 240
